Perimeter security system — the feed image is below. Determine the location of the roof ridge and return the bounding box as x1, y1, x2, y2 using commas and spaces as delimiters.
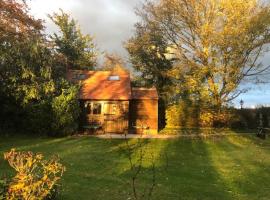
132, 87, 156, 90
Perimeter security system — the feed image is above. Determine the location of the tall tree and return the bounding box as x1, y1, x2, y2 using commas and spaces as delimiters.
127, 0, 270, 110
0, 0, 54, 104
126, 19, 173, 101
49, 10, 97, 71
0, 1, 80, 135
0, 0, 56, 131
101, 52, 127, 71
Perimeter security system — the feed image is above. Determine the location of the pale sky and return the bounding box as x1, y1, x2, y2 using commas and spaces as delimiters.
28, 0, 140, 60
28, 0, 270, 107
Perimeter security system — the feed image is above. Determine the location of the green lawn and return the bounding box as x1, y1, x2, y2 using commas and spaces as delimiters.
0, 133, 270, 200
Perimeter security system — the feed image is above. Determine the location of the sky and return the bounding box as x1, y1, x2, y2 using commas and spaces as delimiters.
28, 0, 270, 108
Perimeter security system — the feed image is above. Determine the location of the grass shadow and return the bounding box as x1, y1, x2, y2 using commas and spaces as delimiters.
0, 134, 270, 199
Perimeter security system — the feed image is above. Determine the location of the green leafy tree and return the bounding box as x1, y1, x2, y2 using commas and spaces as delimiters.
126, 20, 173, 101
0, 0, 54, 104
0, 0, 56, 131
49, 10, 97, 71
51, 82, 80, 136
0, 1, 81, 136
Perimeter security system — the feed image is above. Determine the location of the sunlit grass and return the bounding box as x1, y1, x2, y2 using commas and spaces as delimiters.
205, 135, 270, 200
0, 133, 269, 199
159, 128, 254, 135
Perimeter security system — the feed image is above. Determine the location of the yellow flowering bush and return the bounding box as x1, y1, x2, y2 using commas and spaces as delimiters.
3, 149, 65, 200
199, 111, 215, 127
166, 102, 200, 128
166, 102, 235, 128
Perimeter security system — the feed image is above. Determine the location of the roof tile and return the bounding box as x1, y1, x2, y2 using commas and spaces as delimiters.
132, 88, 158, 100
67, 70, 132, 100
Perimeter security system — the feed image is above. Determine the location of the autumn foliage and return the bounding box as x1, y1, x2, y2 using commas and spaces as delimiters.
127, 0, 270, 120
166, 102, 235, 128
0, 0, 43, 38
2, 149, 65, 200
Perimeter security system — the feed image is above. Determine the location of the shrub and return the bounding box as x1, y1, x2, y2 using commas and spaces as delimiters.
3, 149, 65, 200
166, 98, 270, 129
212, 110, 235, 128
51, 84, 80, 136
232, 107, 270, 129
199, 110, 214, 127
1, 77, 81, 137
198, 109, 235, 128
230, 109, 254, 129
166, 101, 199, 128
0, 178, 9, 200
22, 100, 53, 136
257, 107, 270, 127
166, 101, 235, 128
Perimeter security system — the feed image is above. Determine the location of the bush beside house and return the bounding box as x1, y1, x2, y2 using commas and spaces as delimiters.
51, 85, 80, 136
166, 104, 270, 129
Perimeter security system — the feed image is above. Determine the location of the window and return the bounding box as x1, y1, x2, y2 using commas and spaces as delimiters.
108, 75, 120, 81
93, 103, 102, 115
78, 74, 86, 80
72, 74, 86, 80
104, 103, 118, 115
72, 74, 77, 80
85, 102, 91, 114
112, 104, 117, 114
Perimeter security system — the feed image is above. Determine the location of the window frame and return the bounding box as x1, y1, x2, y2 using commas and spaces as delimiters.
93, 102, 102, 115
78, 74, 86, 80
108, 75, 120, 81
84, 102, 92, 114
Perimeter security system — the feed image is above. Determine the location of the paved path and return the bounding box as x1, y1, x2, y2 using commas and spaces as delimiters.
95, 134, 177, 139
92, 133, 253, 139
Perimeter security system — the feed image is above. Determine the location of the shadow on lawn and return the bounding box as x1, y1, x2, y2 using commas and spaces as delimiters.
233, 135, 269, 197
0, 136, 133, 199
203, 135, 270, 200
109, 137, 234, 200
1, 135, 269, 200
153, 138, 236, 200
114, 135, 269, 200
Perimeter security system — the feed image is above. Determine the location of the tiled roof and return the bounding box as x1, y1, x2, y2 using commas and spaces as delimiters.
131, 88, 158, 100
67, 70, 132, 100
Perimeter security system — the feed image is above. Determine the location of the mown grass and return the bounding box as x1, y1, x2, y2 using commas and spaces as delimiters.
0, 132, 269, 200
159, 127, 257, 135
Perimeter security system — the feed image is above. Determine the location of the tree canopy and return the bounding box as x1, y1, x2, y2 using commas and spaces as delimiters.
101, 53, 127, 71
125, 18, 173, 101
127, 0, 270, 109
0, 1, 80, 135
49, 10, 97, 71
0, 0, 54, 104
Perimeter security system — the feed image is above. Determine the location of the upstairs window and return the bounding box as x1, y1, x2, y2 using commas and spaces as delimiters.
108, 75, 120, 81
78, 74, 86, 80
72, 74, 86, 80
